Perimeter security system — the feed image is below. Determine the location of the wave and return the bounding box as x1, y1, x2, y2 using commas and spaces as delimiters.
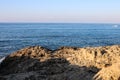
0, 39, 23, 42
0, 57, 5, 64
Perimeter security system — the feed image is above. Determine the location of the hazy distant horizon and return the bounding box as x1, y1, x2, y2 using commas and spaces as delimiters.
0, 0, 120, 23
0, 22, 120, 24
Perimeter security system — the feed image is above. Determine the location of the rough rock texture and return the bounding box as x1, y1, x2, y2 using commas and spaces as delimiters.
0, 45, 120, 80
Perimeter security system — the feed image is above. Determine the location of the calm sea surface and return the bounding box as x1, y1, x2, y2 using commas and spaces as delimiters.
0, 23, 120, 56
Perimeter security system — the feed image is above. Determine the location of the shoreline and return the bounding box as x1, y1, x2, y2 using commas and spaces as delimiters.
0, 45, 119, 63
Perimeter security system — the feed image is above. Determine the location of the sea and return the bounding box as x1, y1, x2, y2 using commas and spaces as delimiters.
0, 23, 120, 57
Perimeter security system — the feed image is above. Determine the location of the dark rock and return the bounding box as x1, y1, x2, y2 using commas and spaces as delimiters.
0, 45, 120, 80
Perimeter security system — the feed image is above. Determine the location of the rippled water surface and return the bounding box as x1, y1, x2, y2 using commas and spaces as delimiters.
0, 23, 120, 56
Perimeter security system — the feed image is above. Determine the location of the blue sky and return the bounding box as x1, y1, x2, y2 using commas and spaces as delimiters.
0, 0, 120, 23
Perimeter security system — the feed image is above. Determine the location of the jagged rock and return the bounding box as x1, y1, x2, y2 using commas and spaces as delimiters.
0, 45, 120, 80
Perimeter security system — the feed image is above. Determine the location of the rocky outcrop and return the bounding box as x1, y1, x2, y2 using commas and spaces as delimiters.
0, 45, 120, 80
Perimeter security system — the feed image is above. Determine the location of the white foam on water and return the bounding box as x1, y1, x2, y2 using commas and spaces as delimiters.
113, 25, 118, 28
0, 57, 5, 63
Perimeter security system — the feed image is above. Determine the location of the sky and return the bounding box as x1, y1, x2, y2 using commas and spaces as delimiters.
0, 0, 120, 23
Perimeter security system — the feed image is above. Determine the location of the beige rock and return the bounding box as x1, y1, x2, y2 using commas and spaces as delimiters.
0, 45, 120, 80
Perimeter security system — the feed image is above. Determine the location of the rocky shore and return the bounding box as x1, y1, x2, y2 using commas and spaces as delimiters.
0, 45, 120, 80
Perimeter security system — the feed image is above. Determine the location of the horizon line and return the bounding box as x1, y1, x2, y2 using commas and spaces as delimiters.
0, 22, 120, 24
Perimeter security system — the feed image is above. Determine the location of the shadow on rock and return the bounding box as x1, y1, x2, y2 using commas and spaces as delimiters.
0, 56, 99, 80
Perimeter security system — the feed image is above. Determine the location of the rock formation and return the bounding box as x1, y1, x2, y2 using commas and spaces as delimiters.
0, 45, 120, 80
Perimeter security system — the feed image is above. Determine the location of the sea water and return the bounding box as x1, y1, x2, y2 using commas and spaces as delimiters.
0, 23, 120, 57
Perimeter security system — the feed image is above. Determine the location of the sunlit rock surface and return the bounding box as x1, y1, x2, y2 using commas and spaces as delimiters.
0, 45, 120, 80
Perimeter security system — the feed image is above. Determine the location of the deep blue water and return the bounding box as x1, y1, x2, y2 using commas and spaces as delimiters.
0, 23, 120, 56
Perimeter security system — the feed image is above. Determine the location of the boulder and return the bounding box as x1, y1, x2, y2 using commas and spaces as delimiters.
0, 45, 120, 80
